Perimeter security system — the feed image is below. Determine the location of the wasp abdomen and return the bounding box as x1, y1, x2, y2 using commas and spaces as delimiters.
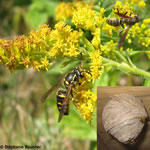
106, 18, 121, 27
57, 89, 69, 115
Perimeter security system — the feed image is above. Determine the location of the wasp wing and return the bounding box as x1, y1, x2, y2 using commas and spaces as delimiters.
58, 84, 73, 122
114, 8, 133, 19
41, 77, 64, 103
118, 26, 131, 48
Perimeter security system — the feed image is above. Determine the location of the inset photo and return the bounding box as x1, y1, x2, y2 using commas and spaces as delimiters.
97, 86, 150, 150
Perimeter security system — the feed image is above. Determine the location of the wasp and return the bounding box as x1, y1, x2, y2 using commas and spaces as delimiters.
41, 65, 85, 122
114, 8, 139, 26
106, 8, 139, 28
106, 8, 139, 48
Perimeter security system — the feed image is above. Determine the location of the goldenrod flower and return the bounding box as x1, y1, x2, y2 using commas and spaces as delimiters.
40, 57, 52, 71
56, 2, 73, 21
138, 1, 146, 8
20, 56, 31, 68
127, 18, 150, 48
72, 70, 96, 121
72, 2, 96, 31
92, 28, 100, 49
0, 24, 52, 71
114, 1, 133, 16
32, 61, 41, 71
49, 21, 82, 58
74, 90, 96, 121
115, 1, 122, 9
100, 8, 105, 16
101, 40, 117, 56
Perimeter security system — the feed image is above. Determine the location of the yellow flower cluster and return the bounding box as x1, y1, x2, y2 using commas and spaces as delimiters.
89, 50, 103, 80
72, 71, 96, 121
0, 25, 53, 71
49, 21, 82, 57
116, 0, 146, 9
56, 2, 73, 21
127, 0, 146, 8
74, 90, 97, 121
72, 3, 96, 31
113, 1, 134, 16
0, 22, 83, 71
101, 40, 117, 56
138, 0, 146, 8
56, 1, 103, 49
127, 18, 150, 48
91, 28, 101, 49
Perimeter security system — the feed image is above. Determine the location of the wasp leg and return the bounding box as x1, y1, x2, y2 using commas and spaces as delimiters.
121, 23, 125, 29
120, 19, 125, 29
118, 26, 130, 48
71, 89, 74, 97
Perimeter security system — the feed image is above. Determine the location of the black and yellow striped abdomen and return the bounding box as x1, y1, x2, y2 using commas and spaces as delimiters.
57, 89, 69, 115
106, 18, 122, 27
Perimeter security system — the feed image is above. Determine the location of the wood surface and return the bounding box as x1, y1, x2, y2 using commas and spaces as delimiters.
97, 86, 150, 150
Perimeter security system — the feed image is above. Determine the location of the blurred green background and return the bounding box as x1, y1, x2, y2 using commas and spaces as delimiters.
0, 0, 150, 150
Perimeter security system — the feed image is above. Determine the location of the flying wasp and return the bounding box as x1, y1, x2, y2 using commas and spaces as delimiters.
106, 8, 139, 48
114, 8, 139, 26
41, 65, 86, 122
106, 8, 139, 28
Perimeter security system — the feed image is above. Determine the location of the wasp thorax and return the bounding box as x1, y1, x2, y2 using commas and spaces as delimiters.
102, 93, 148, 144
64, 67, 84, 88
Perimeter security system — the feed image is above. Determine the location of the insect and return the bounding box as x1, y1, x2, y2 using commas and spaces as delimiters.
41, 65, 85, 122
114, 8, 139, 26
106, 8, 139, 28
106, 8, 139, 48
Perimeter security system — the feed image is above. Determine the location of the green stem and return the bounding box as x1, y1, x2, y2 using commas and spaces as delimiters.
114, 51, 128, 64
102, 57, 150, 79
125, 51, 136, 68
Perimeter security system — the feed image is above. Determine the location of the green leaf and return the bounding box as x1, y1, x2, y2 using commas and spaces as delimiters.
25, 8, 48, 29
25, 0, 59, 29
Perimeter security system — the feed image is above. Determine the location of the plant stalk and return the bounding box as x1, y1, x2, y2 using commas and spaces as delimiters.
102, 57, 150, 79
